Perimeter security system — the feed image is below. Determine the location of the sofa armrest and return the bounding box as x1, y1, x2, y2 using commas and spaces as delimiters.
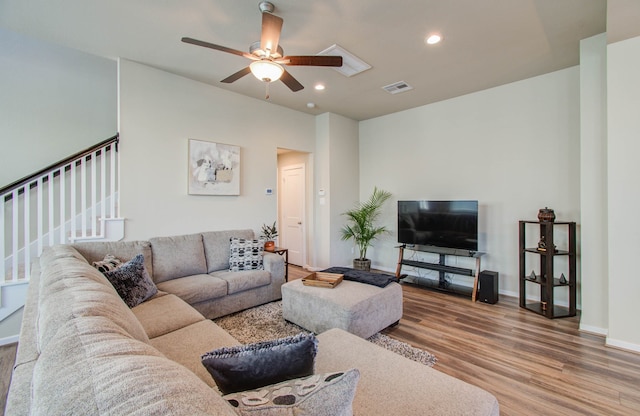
263, 253, 285, 283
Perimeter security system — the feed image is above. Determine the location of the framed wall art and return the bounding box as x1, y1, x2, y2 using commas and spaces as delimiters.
188, 139, 240, 195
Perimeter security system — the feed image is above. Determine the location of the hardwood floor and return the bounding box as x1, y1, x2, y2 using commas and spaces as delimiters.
292, 265, 640, 415
1, 266, 638, 415
384, 283, 640, 416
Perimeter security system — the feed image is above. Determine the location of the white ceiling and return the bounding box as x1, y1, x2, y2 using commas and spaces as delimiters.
1, 0, 636, 121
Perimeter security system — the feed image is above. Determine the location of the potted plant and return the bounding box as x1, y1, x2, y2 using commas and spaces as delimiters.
260, 221, 278, 252
340, 187, 392, 271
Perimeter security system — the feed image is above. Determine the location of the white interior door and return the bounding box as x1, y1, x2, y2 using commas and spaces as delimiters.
280, 164, 305, 266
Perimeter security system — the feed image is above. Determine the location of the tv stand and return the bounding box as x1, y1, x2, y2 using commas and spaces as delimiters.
395, 245, 484, 301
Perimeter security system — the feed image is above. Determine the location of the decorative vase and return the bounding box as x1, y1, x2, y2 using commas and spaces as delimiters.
537, 207, 556, 222
264, 241, 275, 252
353, 258, 371, 271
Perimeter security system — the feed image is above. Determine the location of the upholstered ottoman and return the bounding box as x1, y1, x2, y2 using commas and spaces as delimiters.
281, 278, 403, 339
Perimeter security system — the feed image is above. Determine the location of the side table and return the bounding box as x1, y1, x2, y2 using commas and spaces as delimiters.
271, 247, 289, 281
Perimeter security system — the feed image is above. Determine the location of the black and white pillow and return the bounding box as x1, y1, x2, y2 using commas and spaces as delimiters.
223, 369, 360, 416
92, 254, 123, 273
103, 254, 158, 308
229, 237, 265, 272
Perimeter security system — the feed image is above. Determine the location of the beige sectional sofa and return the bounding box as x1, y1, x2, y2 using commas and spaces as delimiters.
6, 229, 499, 415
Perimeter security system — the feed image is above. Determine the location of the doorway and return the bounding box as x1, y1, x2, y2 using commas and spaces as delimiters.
277, 150, 309, 267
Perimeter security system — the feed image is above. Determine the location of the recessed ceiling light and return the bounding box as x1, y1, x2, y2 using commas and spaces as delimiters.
307, 102, 316, 109
314, 84, 326, 91
426, 34, 442, 45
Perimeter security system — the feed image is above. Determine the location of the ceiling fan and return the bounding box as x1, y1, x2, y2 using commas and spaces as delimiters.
182, 1, 342, 97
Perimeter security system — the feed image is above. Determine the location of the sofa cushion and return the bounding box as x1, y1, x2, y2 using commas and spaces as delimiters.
202, 229, 254, 272
202, 333, 318, 395
150, 320, 241, 389
223, 369, 360, 416
32, 317, 237, 416
229, 238, 265, 271
211, 270, 271, 295
37, 257, 150, 350
73, 240, 153, 277
131, 294, 205, 339
103, 254, 158, 308
39, 244, 87, 268
150, 234, 207, 283
156, 274, 228, 304
315, 328, 501, 416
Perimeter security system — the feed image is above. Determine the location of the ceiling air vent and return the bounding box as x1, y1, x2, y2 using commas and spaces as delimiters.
382, 81, 413, 94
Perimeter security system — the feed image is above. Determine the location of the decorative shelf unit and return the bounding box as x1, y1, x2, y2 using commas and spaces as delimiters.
519, 221, 576, 318
395, 245, 484, 301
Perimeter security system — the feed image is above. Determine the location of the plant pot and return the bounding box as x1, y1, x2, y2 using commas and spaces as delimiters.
264, 241, 275, 252
353, 258, 371, 271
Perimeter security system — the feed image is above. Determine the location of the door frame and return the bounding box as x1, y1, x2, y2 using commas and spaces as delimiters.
278, 162, 307, 268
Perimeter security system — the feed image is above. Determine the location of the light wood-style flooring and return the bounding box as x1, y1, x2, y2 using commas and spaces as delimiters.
1, 266, 638, 415
291, 266, 640, 415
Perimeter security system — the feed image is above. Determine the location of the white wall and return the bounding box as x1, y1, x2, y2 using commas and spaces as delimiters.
607, 35, 640, 351
0, 29, 116, 186
359, 68, 581, 299
312, 113, 360, 269
117, 59, 316, 240
579, 33, 608, 335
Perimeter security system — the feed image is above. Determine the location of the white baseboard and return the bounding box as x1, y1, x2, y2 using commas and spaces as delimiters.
0, 334, 19, 346
606, 337, 640, 354
579, 324, 608, 336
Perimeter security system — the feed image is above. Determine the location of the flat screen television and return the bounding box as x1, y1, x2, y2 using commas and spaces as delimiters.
397, 200, 478, 252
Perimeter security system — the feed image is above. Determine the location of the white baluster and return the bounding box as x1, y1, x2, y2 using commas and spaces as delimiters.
24, 183, 31, 280
37, 177, 43, 256
111, 143, 117, 218
0, 194, 5, 281
12, 189, 19, 282
70, 162, 77, 240
80, 158, 87, 238
59, 165, 66, 243
91, 150, 97, 237
100, 145, 106, 235
48, 172, 55, 246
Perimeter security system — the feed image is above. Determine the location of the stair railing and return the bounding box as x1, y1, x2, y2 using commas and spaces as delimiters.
1, 134, 119, 282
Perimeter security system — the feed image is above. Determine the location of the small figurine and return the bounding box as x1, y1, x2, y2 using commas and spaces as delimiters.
559, 273, 567, 285
537, 236, 547, 251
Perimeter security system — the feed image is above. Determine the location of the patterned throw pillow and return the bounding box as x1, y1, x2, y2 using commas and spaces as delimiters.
229, 237, 265, 272
201, 333, 318, 395
92, 254, 123, 273
103, 254, 158, 308
223, 369, 360, 416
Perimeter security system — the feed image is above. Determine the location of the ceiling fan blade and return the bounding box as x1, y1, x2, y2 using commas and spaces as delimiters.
280, 69, 304, 92
260, 13, 283, 56
182, 37, 255, 60
280, 55, 343, 67
221, 67, 252, 83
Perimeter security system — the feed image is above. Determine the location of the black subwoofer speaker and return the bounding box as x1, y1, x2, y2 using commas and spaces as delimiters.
478, 270, 499, 304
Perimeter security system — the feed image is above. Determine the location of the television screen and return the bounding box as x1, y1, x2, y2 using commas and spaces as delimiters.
398, 200, 478, 252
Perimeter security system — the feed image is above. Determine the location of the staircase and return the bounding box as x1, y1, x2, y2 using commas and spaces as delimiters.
0, 135, 123, 337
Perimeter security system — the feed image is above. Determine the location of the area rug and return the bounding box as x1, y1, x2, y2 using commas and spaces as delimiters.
213, 301, 437, 367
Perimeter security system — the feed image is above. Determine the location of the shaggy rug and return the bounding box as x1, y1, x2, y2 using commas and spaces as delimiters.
213, 301, 437, 367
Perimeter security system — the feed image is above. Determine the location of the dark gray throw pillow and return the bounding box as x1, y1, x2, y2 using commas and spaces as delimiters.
201, 333, 318, 395
103, 254, 158, 308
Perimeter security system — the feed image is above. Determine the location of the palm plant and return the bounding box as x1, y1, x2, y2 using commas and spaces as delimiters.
340, 187, 392, 261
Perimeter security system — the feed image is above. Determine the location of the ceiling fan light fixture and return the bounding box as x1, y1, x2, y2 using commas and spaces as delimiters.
250, 60, 284, 82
